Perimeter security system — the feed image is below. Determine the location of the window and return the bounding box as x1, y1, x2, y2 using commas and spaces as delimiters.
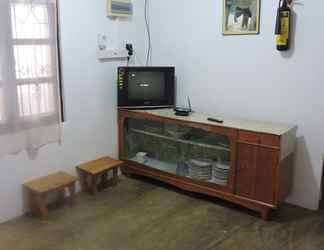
0, 66, 5, 122
10, 2, 58, 119
0, 84, 5, 122
0, 0, 61, 155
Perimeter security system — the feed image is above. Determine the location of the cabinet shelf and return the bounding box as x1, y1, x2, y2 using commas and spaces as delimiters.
130, 156, 227, 186
130, 128, 230, 152
130, 156, 177, 174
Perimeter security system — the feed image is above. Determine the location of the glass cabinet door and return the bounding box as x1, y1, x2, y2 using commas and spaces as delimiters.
123, 117, 231, 186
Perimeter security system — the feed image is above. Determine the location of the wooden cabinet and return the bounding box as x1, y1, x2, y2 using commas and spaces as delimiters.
236, 143, 257, 199
236, 143, 278, 205
118, 109, 297, 220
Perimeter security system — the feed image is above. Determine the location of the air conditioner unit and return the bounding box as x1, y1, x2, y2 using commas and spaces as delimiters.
107, 0, 133, 17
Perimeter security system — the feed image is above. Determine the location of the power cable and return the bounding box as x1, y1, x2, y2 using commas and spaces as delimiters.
144, 0, 152, 66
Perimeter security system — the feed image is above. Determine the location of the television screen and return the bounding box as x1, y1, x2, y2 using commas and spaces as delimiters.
128, 72, 165, 101
118, 66, 175, 108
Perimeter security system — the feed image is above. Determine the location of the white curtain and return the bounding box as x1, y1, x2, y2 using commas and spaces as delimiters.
0, 0, 61, 157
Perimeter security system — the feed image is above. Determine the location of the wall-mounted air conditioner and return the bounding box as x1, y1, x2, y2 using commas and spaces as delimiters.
107, 0, 133, 17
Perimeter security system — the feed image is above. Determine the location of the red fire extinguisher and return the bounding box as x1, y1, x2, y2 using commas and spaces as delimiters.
275, 0, 292, 51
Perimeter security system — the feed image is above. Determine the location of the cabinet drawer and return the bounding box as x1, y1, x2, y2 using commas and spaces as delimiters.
238, 131, 260, 144
260, 134, 280, 147
239, 131, 280, 147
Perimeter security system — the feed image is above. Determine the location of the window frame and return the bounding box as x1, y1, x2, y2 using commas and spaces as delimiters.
11, 2, 59, 120
56, 0, 64, 122
0, 0, 64, 128
0, 81, 6, 123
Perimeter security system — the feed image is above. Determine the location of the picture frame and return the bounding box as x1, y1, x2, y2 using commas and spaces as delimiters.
223, 0, 261, 35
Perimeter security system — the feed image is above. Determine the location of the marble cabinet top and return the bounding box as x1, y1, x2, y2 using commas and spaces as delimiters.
133, 109, 296, 136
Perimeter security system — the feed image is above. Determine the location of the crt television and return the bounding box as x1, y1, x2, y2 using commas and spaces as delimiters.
118, 66, 175, 109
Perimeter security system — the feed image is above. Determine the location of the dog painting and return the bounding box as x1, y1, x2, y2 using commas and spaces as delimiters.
223, 0, 260, 35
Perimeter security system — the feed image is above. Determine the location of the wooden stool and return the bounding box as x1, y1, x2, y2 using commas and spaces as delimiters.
24, 171, 78, 219
76, 156, 124, 195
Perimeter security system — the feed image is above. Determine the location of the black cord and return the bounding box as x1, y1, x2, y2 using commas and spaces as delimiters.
144, 0, 151, 66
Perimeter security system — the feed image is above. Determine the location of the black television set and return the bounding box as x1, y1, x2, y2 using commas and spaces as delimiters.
117, 66, 175, 109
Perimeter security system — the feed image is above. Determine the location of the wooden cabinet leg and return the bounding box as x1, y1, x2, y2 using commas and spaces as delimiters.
121, 167, 133, 178
123, 172, 131, 178
98, 171, 109, 190
113, 168, 118, 186
30, 192, 38, 216
57, 189, 65, 204
67, 184, 76, 206
35, 193, 48, 219
260, 207, 271, 221
91, 175, 98, 195
77, 168, 88, 192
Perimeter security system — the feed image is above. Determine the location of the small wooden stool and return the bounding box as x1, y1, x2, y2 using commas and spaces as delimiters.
24, 171, 78, 219
76, 156, 124, 195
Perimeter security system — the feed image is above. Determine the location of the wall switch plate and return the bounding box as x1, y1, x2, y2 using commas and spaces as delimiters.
97, 49, 129, 60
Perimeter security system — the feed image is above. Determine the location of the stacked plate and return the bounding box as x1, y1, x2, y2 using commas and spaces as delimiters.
188, 159, 212, 181
212, 160, 230, 185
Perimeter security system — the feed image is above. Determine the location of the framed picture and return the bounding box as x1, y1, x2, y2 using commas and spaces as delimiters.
223, 0, 260, 35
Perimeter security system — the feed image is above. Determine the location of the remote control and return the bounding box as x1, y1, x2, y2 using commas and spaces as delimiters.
207, 117, 224, 124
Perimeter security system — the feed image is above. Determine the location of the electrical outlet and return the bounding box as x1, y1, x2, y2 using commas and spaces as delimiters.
126, 43, 133, 56
97, 49, 129, 60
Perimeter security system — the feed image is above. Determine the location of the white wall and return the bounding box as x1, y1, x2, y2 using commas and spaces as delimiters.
0, 0, 120, 223
119, 0, 324, 210
1, 0, 322, 223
